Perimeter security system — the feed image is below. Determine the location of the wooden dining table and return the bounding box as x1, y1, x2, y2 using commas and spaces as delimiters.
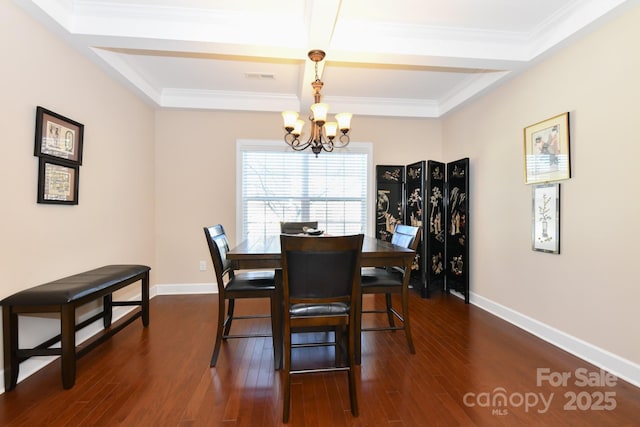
227, 234, 415, 366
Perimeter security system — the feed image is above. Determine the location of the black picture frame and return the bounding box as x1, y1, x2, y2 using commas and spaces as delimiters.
34, 106, 84, 165
37, 158, 79, 205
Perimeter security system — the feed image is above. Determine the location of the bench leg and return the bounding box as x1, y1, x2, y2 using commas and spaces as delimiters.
103, 294, 113, 328
61, 304, 77, 389
2, 306, 19, 391
142, 271, 150, 327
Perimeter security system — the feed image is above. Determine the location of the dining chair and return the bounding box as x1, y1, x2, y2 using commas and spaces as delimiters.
280, 233, 364, 423
280, 221, 318, 234
203, 225, 280, 368
359, 224, 421, 355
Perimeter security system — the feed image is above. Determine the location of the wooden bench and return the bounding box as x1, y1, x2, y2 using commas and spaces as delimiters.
1, 264, 150, 390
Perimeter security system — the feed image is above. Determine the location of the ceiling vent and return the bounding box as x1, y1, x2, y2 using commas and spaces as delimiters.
245, 72, 275, 80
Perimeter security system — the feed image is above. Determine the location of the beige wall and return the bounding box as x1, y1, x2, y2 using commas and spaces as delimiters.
0, 0, 155, 369
154, 111, 441, 284
442, 6, 640, 365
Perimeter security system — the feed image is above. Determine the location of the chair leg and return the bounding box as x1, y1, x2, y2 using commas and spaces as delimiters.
282, 371, 291, 423
335, 326, 343, 367
210, 296, 227, 367
401, 286, 415, 354
355, 293, 362, 365
282, 327, 292, 423
385, 293, 396, 329
347, 327, 359, 416
223, 298, 235, 337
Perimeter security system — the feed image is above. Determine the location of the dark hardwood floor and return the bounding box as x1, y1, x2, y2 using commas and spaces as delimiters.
1, 291, 638, 426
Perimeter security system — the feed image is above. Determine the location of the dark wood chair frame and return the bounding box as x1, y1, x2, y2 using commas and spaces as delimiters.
203, 225, 281, 369
280, 234, 363, 423
360, 224, 421, 355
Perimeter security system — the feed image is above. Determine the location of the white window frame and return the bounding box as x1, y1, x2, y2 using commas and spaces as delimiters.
236, 139, 374, 242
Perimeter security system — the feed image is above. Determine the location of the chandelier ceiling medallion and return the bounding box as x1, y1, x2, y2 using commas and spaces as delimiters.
282, 50, 352, 157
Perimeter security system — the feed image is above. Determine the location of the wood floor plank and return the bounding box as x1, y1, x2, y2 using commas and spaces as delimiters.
0, 292, 638, 426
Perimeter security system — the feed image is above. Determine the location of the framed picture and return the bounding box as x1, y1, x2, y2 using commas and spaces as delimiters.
37, 158, 79, 205
523, 112, 570, 184
34, 106, 84, 165
532, 183, 560, 254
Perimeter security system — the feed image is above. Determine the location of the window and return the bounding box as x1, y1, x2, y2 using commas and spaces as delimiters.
237, 140, 373, 240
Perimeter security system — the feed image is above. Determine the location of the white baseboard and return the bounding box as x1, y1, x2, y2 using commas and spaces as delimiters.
469, 291, 640, 388
0, 299, 144, 394
4, 285, 637, 395
0, 283, 218, 394
155, 284, 640, 388
154, 282, 216, 295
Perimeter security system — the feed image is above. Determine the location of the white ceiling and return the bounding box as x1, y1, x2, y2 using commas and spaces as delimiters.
14, 0, 638, 118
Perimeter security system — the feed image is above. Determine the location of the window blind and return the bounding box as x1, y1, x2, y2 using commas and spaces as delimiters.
238, 142, 370, 240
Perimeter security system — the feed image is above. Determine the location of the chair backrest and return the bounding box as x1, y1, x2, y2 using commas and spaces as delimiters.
280, 234, 364, 304
280, 221, 319, 234
203, 225, 233, 292
391, 224, 421, 251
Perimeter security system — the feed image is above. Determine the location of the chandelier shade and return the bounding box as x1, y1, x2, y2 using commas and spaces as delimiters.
282, 50, 352, 156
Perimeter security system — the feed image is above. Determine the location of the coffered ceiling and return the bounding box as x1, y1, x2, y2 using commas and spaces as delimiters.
14, 0, 638, 117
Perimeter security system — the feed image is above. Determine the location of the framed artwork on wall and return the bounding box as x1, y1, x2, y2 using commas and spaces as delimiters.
34, 106, 84, 165
523, 112, 570, 184
532, 183, 560, 254
37, 158, 79, 205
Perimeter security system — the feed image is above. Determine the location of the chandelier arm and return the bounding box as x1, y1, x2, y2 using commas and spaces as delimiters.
335, 133, 350, 147
284, 133, 299, 146
285, 134, 313, 151
318, 133, 334, 151
291, 142, 311, 151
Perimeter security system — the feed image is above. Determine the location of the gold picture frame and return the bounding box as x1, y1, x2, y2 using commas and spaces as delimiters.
523, 112, 570, 184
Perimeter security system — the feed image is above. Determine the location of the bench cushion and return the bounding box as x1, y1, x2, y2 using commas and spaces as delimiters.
1, 265, 150, 306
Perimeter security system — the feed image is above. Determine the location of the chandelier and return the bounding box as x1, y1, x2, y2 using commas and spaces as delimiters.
282, 50, 352, 156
